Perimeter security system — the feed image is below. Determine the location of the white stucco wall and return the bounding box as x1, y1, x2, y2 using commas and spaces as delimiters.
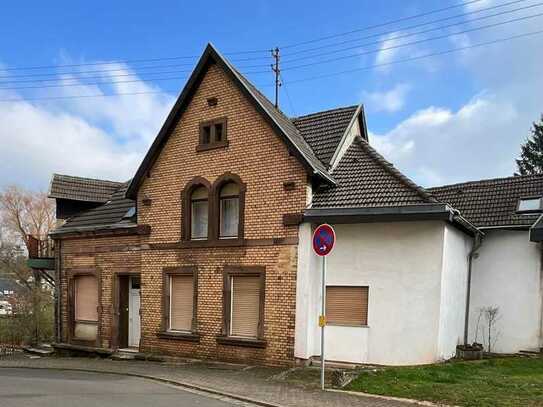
469, 230, 542, 353
294, 223, 320, 359
295, 221, 468, 365
437, 224, 472, 359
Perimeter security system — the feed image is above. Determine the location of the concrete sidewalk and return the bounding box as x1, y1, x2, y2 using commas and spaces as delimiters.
0, 353, 412, 407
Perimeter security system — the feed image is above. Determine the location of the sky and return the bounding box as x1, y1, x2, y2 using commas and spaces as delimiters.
0, 0, 542, 191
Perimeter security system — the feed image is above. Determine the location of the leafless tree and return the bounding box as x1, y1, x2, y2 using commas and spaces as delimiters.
0, 185, 55, 251
478, 306, 501, 353
0, 186, 55, 286
0, 186, 55, 345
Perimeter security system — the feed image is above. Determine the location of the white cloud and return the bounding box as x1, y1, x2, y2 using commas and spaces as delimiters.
362, 83, 411, 113
374, 32, 404, 73
373, 31, 437, 74
463, 0, 494, 12
370, 94, 525, 186
0, 58, 175, 190
368, 3, 543, 187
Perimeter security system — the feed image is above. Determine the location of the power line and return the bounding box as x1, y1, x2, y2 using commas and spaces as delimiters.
0, 68, 194, 85
0, 62, 197, 81
280, 0, 487, 49
280, 73, 297, 117
2, 1, 536, 86
0, 48, 270, 73
280, 11, 543, 71
2, 1, 537, 88
0, 58, 271, 84
281, 0, 535, 59
0, 0, 494, 75
0, 1, 525, 83
0, 75, 189, 91
0, 89, 180, 103
1, 28, 539, 103
283, 29, 543, 85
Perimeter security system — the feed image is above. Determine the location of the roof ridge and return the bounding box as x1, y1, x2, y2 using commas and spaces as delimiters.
428, 173, 543, 191
52, 173, 125, 186
353, 137, 437, 204
291, 105, 359, 121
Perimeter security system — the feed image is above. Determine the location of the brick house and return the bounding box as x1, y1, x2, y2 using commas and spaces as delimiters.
44, 44, 543, 366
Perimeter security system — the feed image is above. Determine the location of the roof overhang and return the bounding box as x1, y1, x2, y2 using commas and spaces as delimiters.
50, 223, 150, 240
304, 204, 480, 236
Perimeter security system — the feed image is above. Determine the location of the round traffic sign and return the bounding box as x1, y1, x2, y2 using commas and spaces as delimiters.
312, 224, 336, 256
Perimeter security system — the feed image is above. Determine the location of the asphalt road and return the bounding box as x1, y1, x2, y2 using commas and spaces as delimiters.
0, 368, 256, 407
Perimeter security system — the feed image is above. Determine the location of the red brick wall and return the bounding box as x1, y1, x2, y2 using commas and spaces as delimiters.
59, 235, 141, 348
59, 62, 308, 366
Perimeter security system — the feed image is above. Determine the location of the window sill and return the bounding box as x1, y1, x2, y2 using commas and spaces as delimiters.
326, 323, 369, 328
157, 331, 200, 342
180, 239, 245, 248
216, 335, 267, 349
196, 140, 229, 152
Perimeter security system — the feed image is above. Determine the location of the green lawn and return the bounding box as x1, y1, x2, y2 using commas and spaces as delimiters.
345, 357, 543, 407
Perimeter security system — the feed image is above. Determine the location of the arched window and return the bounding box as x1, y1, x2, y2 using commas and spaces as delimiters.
219, 182, 240, 239
190, 186, 208, 240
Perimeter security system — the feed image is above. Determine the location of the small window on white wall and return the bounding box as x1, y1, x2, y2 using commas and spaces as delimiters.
326, 286, 368, 326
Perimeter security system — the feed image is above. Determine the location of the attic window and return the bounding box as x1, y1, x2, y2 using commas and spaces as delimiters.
197, 118, 228, 152
123, 207, 136, 219
517, 197, 542, 213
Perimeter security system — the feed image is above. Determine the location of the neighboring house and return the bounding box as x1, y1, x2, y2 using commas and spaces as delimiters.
0, 278, 18, 299
40, 43, 542, 367
430, 175, 543, 354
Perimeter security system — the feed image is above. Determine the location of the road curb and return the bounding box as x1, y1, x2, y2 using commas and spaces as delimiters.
327, 389, 455, 407
0, 365, 284, 407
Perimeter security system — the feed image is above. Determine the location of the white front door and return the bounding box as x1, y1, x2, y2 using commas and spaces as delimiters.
128, 277, 141, 348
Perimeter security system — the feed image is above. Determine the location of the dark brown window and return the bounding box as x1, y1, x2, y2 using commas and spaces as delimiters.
181, 174, 245, 246
190, 186, 208, 240
326, 286, 369, 326
162, 267, 198, 335
181, 177, 212, 242
73, 274, 99, 341
221, 266, 265, 343
198, 118, 228, 151
219, 182, 240, 239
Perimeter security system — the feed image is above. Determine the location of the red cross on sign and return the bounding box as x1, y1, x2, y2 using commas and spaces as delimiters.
312, 224, 336, 256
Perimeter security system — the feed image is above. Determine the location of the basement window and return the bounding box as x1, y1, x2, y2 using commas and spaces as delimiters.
517, 197, 542, 213
197, 118, 228, 151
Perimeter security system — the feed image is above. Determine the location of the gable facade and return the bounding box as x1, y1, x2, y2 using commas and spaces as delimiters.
134, 62, 309, 364
53, 53, 316, 365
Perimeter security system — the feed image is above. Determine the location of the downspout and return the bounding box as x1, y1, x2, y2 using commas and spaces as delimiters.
464, 232, 483, 346
539, 243, 543, 352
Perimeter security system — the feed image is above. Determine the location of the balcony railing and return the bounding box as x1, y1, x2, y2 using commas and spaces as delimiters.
27, 235, 54, 259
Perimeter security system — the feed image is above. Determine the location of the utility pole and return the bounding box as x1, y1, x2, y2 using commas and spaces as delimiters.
271, 47, 281, 108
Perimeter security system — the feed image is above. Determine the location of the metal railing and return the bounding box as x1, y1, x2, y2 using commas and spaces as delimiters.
27, 235, 54, 259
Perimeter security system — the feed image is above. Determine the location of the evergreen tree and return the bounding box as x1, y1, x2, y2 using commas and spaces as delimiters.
516, 115, 543, 176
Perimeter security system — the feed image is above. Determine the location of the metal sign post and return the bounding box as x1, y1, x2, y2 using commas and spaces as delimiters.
312, 224, 336, 391
320, 254, 326, 390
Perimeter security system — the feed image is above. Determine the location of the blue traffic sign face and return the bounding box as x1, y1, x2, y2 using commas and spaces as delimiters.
312, 224, 336, 256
